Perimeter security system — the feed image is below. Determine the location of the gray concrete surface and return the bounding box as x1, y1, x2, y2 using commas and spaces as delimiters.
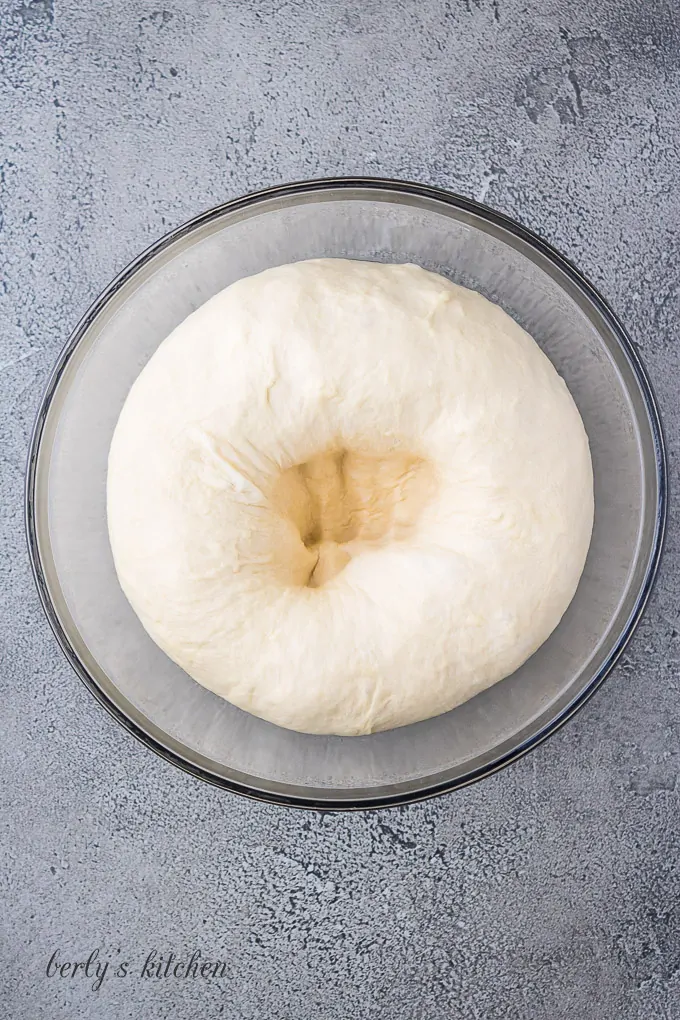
1, 0, 679, 1017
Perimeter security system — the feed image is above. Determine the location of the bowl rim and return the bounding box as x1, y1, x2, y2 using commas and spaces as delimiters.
25, 175, 668, 811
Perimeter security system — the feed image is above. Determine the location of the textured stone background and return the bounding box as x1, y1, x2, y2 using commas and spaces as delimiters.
1, 0, 679, 1017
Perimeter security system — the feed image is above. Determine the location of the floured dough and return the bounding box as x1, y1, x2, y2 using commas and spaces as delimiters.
107, 259, 594, 736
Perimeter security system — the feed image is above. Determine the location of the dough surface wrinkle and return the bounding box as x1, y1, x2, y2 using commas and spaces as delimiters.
107, 258, 594, 735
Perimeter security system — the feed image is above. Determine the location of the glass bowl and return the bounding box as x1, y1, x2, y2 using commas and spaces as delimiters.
26, 178, 666, 809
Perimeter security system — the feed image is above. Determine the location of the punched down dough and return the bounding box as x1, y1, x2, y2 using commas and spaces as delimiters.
107, 259, 594, 736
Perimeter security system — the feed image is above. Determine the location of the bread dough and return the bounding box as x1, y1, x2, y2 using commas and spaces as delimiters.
107, 259, 594, 736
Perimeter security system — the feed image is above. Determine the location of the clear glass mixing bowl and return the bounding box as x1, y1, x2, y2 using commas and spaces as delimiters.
26, 179, 666, 809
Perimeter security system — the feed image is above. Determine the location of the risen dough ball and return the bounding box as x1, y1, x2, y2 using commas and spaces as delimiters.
107, 259, 593, 736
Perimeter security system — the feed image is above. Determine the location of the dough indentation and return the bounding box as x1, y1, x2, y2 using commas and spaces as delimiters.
270, 449, 435, 587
